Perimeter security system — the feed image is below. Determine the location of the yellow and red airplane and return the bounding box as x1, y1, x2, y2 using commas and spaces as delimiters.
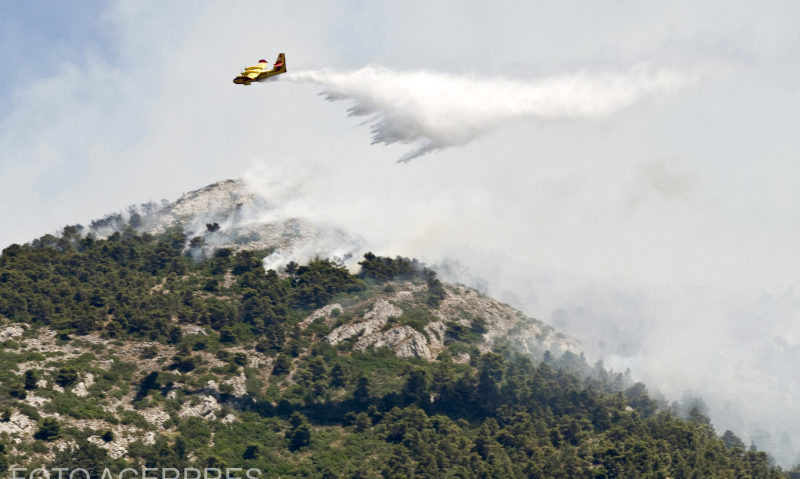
233, 53, 286, 85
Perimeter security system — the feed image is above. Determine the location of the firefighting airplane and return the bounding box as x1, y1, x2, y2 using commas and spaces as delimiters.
233, 53, 286, 85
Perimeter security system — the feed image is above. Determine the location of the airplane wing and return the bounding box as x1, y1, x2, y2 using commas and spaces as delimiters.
233, 59, 268, 85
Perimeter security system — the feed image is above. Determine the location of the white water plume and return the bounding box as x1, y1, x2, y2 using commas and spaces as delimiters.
289, 65, 694, 162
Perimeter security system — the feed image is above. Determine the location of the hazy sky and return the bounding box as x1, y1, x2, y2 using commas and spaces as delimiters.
3, 0, 800, 464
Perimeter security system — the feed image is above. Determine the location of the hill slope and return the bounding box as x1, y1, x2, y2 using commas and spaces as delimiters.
0, 181, 786, 478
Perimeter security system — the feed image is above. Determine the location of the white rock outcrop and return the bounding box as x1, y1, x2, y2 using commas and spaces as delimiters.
178, 394, 221, 420
327, 300, 402, 345
0, 412, 34, 436
0, 325, 24, 340
73, 373, 95, 397
434, 286, 582, 357
180, 324, 208, 336
140, 408, 170, 427
302, 303, 343, 328
324, 283, 581, 361
23, 395, 49, 407
224, 373, 248, 397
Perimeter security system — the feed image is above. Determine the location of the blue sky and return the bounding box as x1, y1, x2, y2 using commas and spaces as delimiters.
1, 1, 112, 107
2, 0, 800, 464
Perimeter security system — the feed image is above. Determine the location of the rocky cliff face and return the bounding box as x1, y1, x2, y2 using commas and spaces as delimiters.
309, 281, 580, 362
91, 179, 360, 265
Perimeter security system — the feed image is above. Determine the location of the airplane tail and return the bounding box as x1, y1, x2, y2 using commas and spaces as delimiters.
274, 53, 286, 72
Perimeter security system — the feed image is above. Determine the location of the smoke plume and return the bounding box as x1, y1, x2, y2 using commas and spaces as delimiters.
288, 65, 693, 162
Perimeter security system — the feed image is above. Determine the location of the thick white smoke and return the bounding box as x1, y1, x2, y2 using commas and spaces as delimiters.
241, 157, 800, 465
288, 65, 693, 162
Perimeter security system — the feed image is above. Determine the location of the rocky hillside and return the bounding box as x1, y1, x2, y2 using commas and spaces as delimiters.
316, 282, 578, 361
97, 179, 582, 361
0, 275, 578, 462
0, 181, 785, 478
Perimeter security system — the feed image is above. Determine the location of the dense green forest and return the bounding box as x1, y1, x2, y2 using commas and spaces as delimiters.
0, 227, 447, 344
0, 226, 788, 478
0, 225, 368, 344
